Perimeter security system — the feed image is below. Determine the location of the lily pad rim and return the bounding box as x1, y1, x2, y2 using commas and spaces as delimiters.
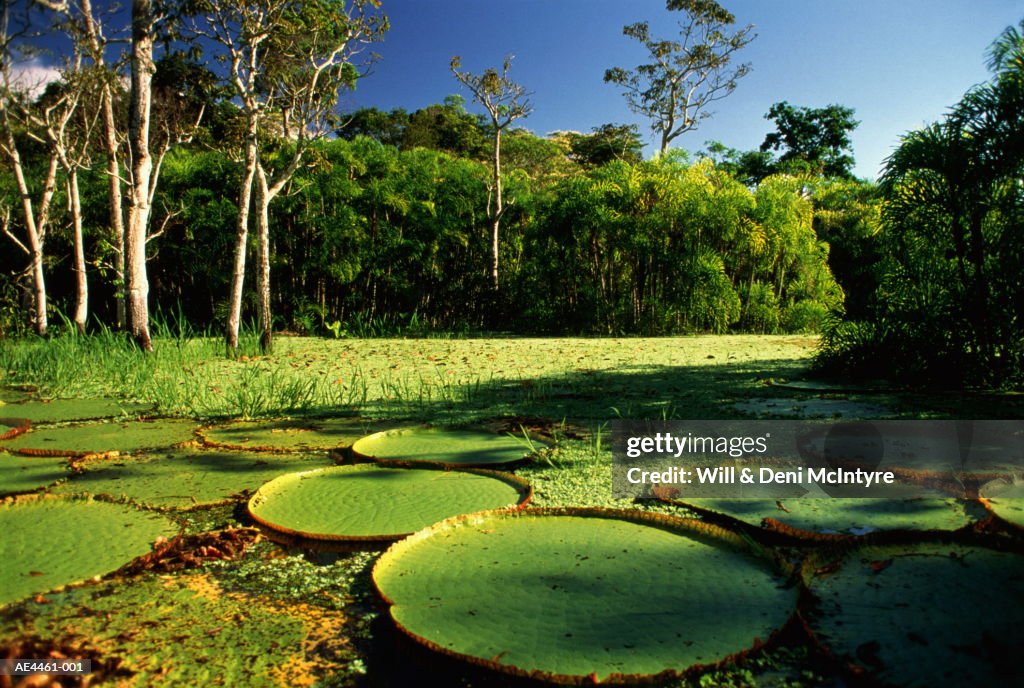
247, 464, 534, 543
0, 417, 31, 441
372, 505, 795, 685
979, 496, 1024, 534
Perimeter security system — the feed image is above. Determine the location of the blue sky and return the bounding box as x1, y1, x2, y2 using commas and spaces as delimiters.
16, 0, 1023, 181
344, 0, 1023, 180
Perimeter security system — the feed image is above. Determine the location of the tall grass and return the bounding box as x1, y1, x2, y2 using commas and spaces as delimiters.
0, 322, 498, 420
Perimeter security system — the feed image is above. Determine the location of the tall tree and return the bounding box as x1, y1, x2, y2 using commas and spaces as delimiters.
760, 101, 859, 178
196, 0, 386, 353
450, 54, 531, 290
40, 0, 129, 329
123, 0, 155, 348
604, 0, 754, 155
0, 1, 68, 336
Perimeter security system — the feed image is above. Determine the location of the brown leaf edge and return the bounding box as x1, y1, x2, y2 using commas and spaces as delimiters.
0, 417, 31, 441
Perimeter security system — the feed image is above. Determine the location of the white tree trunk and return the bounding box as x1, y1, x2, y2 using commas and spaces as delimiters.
490, 127, 502, 291
225, 119, 259, 351
69, 168, 88, 333
80, 0, 127, 329
126, 0, 156, 350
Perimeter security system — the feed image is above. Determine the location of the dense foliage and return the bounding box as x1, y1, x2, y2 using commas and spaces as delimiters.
0, 127, 847, 337
817, 20, 1024, 387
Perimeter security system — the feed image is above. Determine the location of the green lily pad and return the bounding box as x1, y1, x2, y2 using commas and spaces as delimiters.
980, 482, 1024, 530
373, 508, 797, 683
0, 417, 30, 441
3, 398, 153, 424
806, 542, 1024, 686
0, 387, 32, 404
0, 497, 177, 607
52, 448, 334, 509
352, 427, 544, 467
199, 417, 386, 452
248, 465, 532, 542
0, 454, 69, 496
681, 497, 982, 537
4, 419, 197, 457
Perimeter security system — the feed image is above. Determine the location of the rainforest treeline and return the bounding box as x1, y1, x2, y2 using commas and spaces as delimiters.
0, 113, 874, 338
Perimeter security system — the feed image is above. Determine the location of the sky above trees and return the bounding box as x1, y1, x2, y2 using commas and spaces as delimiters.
14, 0, 1023, 181
349, 0, 1021, 180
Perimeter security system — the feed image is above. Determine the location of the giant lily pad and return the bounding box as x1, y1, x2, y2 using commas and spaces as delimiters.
4, 419, 196, 457
980, 481, 1024, 531
53, 448, 334, 509
0, 387, 33, 404
0, 454, 69, 496
806, 542, 1024, 686
373, 508, 797, 683
0, 497, 177, 607
0, 416, 30, 441
3, 398, 153, 424
199, 417, 386, 452
352, 427, 544, 467
679, 497, 982, 538
248, 464, 531, 542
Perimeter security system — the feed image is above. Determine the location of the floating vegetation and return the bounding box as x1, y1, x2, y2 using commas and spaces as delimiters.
0, 416, 30, 441
52, 448, 334, 510
0, 453, 69, 497
4, 419, 197, 457
248, 464, 531, 542
352, 426, 545, 467
678, 497, 984, 539
199, 417, 392, 452
805, 541, 1024, 686
373, 507, 797, 683
0, 496, 177, 607
2, 398, 154, 424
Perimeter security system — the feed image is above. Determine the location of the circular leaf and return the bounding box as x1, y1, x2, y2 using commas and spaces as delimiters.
53, 448, 334, 509
0, 417, 30, 441
806, 542, 1024, 686
4, 419, 197, 457
373, 508, 797, 683
199, 417, 390, 452
0, 497, 177, 607
248, 465, 531, 541
352, 427, 544, 467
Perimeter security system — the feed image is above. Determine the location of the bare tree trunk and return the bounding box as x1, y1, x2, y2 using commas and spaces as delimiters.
225, 120, 258, 351
1, 122, 58, 336
81, 0, 127, 329
69, 168, 88, 334
255, 163, 273, 353
490, 127, 502, 291
126, 0, 155, 350
103, 91, 127, 329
